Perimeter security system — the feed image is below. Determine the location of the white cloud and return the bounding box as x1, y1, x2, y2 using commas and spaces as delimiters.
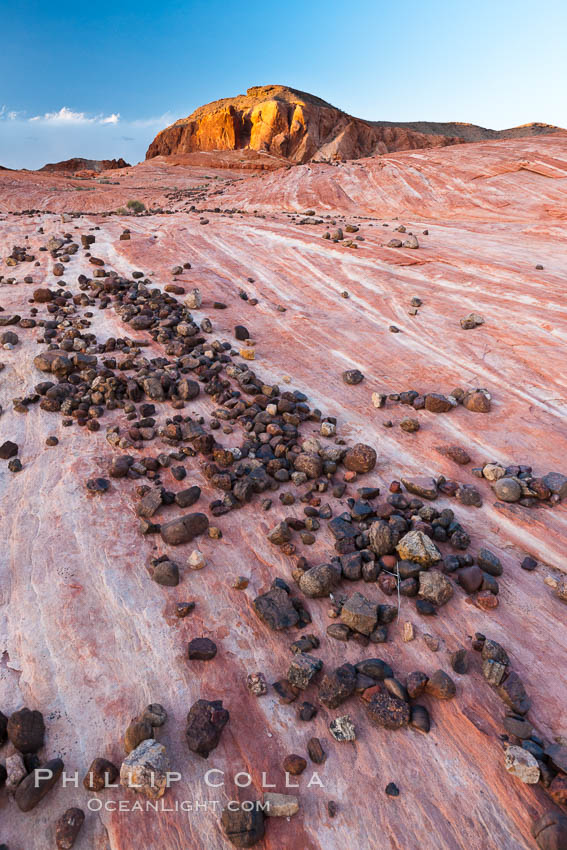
0, 107, 175, 169
29, 106, 120, 125
0, 106, 25, 121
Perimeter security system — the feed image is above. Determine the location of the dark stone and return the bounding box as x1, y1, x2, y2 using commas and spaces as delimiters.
15, 758, 64, 811
7, 707, 45, 753
293, 453, 323, 479
328, 517, 358, 541
384, 677, 409, 702
425, 670, 456, 699
343, 369, 364, 385
477, 548, 503, 576
502, 716, 533, 739
318, 663, 357, 708
152, 560, 179, 586
450, 648, 468, 674
355, 658, 394, 680
341, 551, 363, 580
521, 556, 537, 571
327, 623, 351, 641
83, 757, 119, 791
160, 512, 209, 545
343, 443, 377, 473
416, 599, 437, 615
188, 637, 217, 660
385, 782, 399, 797
0, 440, 18, 459
406, 671, 429, 699
410, 704, 431, 734
424, 393, 453, 413
175, 486, 201, 508
456, 484, 483, 507
497, 671, 531, 714
253, 587, 299, 630
141, 704, 168, 727
221, 804, 265, 847
185, 699, 229, 758
109, 456, 132, 478
234, 325, 250, 341
456, 565, 483, 593
366, 693, 410, 729
267, 521, 292, 545
0, 711, 7, 745
177, 378, 200, 401
55, 807, 85, 849
298, 701, 317, 721
272, 680, 300, 703
307, 737, 326, 764
283, 754, 307, 775
136, 489, 163, 519
481, 639, 509, 665
545, 745, 567, 774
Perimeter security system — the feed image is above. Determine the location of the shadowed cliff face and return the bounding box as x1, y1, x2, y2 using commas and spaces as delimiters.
0, 135, 567, 849
145, 85, 465, 162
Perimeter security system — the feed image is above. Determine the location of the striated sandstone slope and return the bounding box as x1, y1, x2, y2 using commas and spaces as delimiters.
0, 136, 567, 850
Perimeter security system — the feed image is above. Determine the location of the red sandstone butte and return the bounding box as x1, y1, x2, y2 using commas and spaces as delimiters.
0, 132, 566, 849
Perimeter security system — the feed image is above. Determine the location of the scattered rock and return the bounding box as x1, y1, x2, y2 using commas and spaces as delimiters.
160, 513, 209, 545
0, 440, 18, 459
55, 808, 85, 849
287, 653, 323, 689
15, 758, 64, 811
307, 737, 326, 764
221, 804, 265, 847
340, 592, 378, 635
141, 704, 168, 727
283, 754, 307, 775
505, 746, 540, 783
418, 571, 454, 607
124, 719, 154, 753
7, 707, 45, 753
329, 714, 356, 742
366, 693, 410, 729
299, 563, 340, 598
343, 369, 364, 385
83, 758, 119, 791
425, 670, 456, 699
185, 699, 229, 757
264, 792, 299, 817
460, 313, 484, 329
188, 637, 217, 660
343, 443, 377, 473
319, 663, 357, 708
396, 530, 441, 566
253, 586, 299, 629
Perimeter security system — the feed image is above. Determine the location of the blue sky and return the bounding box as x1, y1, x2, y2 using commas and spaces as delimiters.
1, 0, 566, 169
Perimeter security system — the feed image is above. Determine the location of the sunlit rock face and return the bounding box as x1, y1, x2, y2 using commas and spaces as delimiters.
145, 84, 465, 162
0, 133, 566, 848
